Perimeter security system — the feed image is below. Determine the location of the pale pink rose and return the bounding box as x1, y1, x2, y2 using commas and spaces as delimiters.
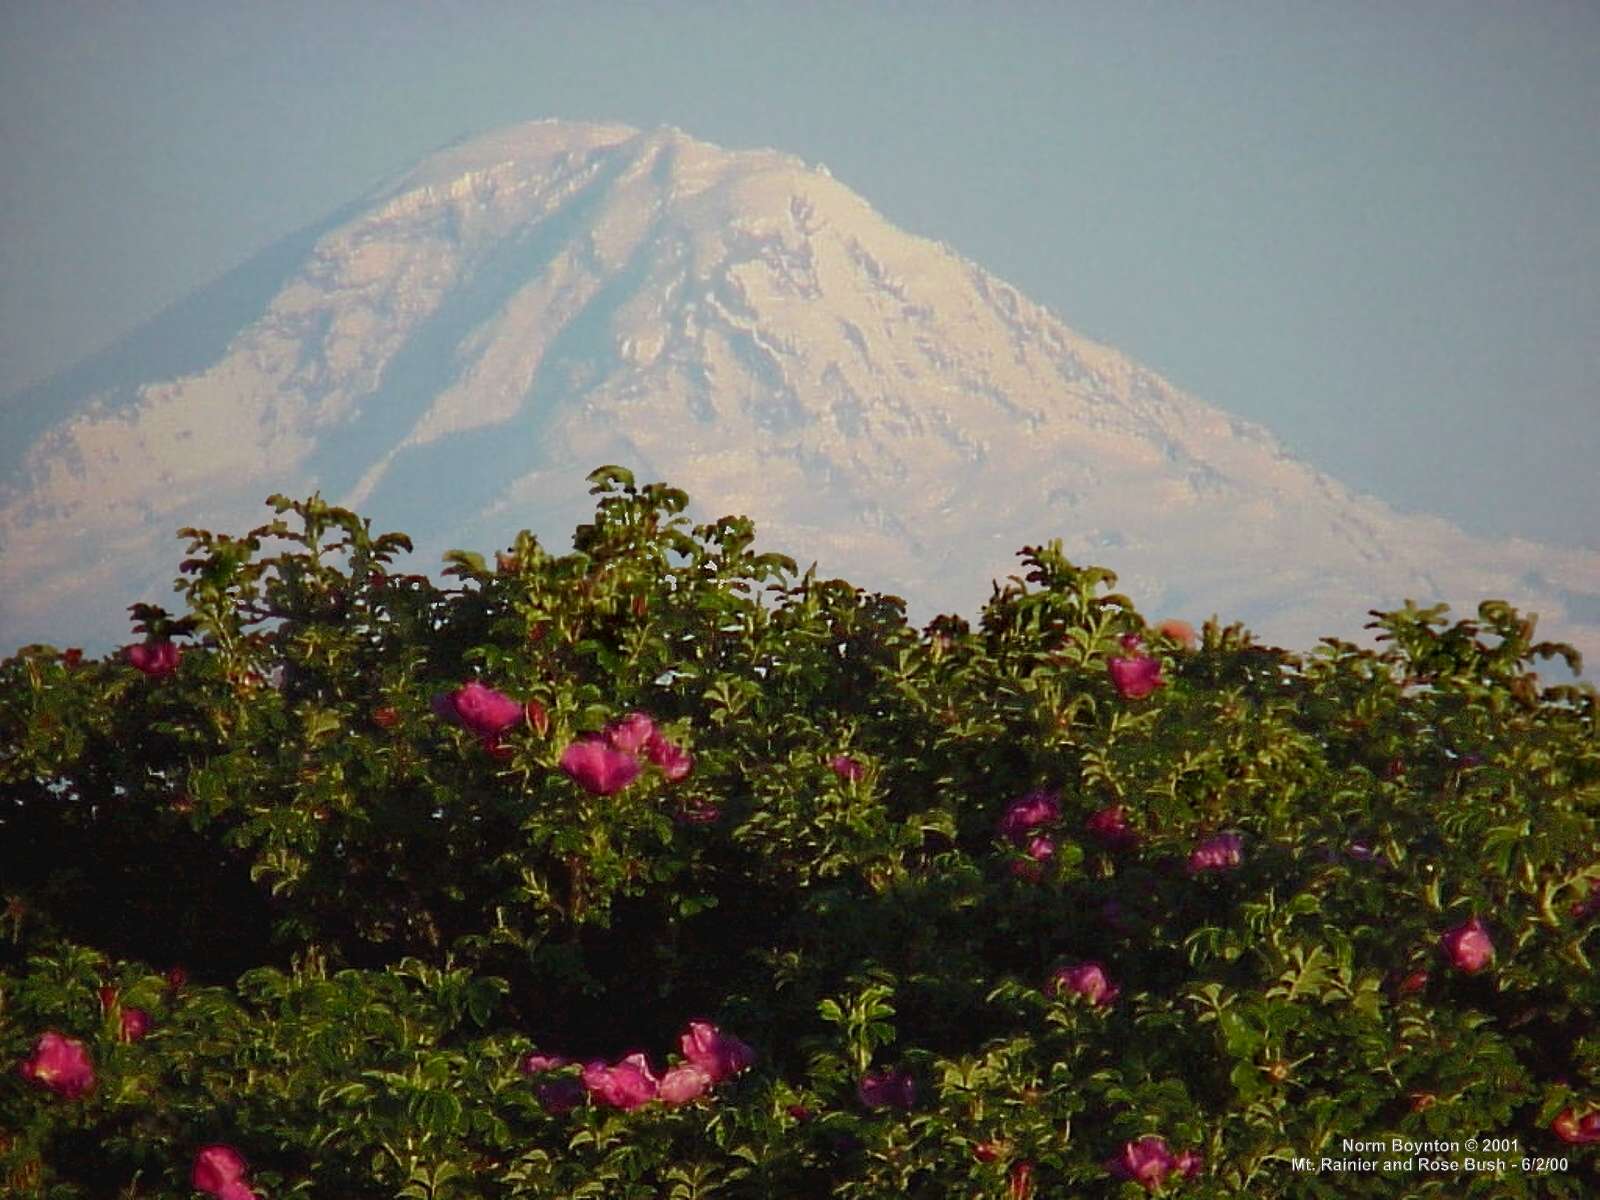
18, 1031, 94, 1099
680, 1021, 756, 1083
1049, 962, 1120, 1006
658, 1064, 713, 1105
581, 1053, 659, 1110
1187, 832, 1244, 875
1440, 916, 1494, 974
560, 739, 643, 795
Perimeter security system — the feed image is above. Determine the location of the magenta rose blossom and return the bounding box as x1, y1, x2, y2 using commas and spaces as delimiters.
560, 738, 643, 795
125, 640, 181, 678
1440, 915, 1494, 974
582, 1053, 659, 1110
192, 1145, 249, 1194
830, 755, 865, 782
858, 1068, 916, 1110
18, 1031, 95, 1099
1107, 1136, 1177, 1190
997, 789, 1060, 843
1010, 834, 1056, 880
1049, 962, 1120, 1006
605, 712, 658, 755
1085, 805, 1138, 851
658, 1064, 713, 1105
1188, 832, 1244, 875
119, 1007, 152, 1043
444, 681, 526, 739
1108, 653, 1163, 700
680, 1021, 756, 1083
645, 735, 694, 782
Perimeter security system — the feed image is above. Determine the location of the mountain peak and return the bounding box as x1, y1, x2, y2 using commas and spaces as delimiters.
2, 119, 1596, 672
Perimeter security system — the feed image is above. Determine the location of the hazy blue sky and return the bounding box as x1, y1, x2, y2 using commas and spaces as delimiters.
3, 2, 1596, 551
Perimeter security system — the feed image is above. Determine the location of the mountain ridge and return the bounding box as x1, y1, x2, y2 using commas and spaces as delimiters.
2, 119, 1595, 674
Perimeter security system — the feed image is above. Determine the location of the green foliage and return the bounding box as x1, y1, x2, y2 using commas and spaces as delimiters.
2, 466, 1598, 1196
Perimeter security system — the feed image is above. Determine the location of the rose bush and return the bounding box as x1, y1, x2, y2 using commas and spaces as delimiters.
1, 466, 1597, 1196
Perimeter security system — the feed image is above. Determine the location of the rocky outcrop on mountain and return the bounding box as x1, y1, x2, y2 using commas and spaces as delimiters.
3, 119, 1596, 672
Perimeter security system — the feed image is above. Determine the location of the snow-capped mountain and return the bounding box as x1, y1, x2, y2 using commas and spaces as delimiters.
3, 119, 1596, 671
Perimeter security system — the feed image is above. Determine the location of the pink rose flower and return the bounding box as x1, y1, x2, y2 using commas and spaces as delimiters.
119, 1007, 152, 1043
858, 1068, 916, 1110
1174, 1149, 1204, 1179
606, 712, 658, 755
997, 789, 1060, 844
1187, 832, 1244, 875
192, 1144, 249, 1194
680, 1021, 756, 1083
582, 1053, 659, 1110
1085, 805, 1139, 851
18, 1031, 95, 1099
1440, 916, 1494, 974
831, 755, 865, 782
125, 640, 181, 678
520, 1051, 568, 1074
1108, 653, 1163, 700
443, 681, 526, 739
560, 738, 643, 795
645, 735, 694, 782
1552, 1107, 1600, 1144
1010, 834, 1056, 880
1049, 962, 1121, 1006
1156, 619, 1197, 649
658, 1064, 713, 1105
1107, 1136, 1179, 1191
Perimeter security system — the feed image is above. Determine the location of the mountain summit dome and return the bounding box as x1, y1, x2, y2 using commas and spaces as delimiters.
2, 120, 1596, 667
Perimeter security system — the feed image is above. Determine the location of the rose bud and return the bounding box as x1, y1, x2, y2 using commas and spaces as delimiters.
1439, 916, 1494, 974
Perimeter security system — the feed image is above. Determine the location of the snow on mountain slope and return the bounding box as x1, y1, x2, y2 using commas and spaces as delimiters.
2, 119, 1596, 672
